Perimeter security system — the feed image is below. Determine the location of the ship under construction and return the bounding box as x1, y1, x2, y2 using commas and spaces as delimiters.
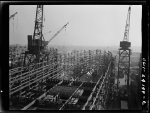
9, 5, 141, 110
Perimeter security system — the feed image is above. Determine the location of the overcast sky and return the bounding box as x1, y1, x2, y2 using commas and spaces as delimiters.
9, 5, 142, 47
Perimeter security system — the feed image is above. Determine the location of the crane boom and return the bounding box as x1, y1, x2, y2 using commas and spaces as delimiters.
47, 22, 69, 44
123, 6, 131, 42
33, 5, 44, 41
9, 12, 18, 20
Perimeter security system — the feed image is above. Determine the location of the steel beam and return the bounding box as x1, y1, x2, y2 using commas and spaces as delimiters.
59, 82, 84, 110
21, 80, 63, 110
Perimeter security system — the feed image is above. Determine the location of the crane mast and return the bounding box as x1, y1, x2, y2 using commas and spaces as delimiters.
120, 6, 131, 50
117, 6, 132, 109
33, 5, 44, 41
123, 6, 131, 42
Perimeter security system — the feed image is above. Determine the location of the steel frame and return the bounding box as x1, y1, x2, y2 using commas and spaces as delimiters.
117, 49, 131, 88
117, 48, 131, 108
9, 49, 115, 110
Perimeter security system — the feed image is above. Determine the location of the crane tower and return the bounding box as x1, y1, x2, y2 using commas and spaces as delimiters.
23, 5, 68, 69
117, 6, 131, 108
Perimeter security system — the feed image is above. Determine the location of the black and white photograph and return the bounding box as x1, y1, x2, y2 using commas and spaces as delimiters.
8, 4, 144, 110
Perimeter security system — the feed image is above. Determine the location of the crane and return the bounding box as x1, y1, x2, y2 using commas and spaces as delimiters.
27, 5, 69, 54
120, 6, 131, 50
23, 5, 69, 68
45, 22, 69, 46
9, 12, 18, 32
117, 6, 132, 109
9, 12, 18, 20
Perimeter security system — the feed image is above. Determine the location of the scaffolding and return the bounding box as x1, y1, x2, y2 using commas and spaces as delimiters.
9, 47, 116, 110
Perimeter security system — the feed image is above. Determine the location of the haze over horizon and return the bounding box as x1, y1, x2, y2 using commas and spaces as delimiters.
9, 5, 142, 48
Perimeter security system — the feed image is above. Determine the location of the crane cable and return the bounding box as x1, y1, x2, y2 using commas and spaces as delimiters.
12, 18, 14, 33
44, 6, 45, 22
16, 13, 18, 30
12, 17, 15, 40
10, 12, 18, 38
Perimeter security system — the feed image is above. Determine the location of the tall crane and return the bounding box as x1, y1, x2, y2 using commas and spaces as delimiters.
23, 5, 69, 68
117, 6, 132, 109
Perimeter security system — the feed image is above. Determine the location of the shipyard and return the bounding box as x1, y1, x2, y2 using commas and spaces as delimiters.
9, 5, 142, 110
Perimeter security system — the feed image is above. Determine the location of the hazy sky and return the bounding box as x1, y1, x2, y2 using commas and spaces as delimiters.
9, 5, 142, 47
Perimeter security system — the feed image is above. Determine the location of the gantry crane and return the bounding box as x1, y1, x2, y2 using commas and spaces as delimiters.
117, 6, 131, 109
23, 5, 69, 69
